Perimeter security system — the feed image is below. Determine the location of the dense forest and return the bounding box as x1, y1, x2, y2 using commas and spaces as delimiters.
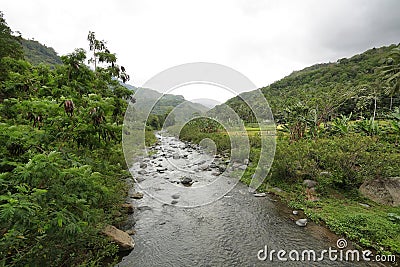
222, 44, 400, 124
20, 38, 62, 66
0, 11, 136, 266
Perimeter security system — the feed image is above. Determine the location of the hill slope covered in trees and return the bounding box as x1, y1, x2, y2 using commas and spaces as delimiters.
20, 38, 62, 66
219, 44, 400, 123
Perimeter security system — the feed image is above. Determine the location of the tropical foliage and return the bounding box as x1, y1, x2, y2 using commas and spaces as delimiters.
0, 13, 134, 266
223, 44, 400, 124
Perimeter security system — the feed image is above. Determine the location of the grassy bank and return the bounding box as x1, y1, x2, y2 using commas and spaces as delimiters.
178, 119, 400, 256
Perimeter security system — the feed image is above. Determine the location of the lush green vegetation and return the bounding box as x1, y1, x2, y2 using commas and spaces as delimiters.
20, 38, 62, 66
178, 118, 231, 152
181, 44, 400, 256
224, 44, 400, 123
126, 86, 208, 130
0, 12, 23, 61
0, 13, 137, 266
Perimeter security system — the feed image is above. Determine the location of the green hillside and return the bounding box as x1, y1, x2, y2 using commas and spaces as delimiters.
222, 44, 400, 123
123, 84, 209, 129
20, 38, 62, 66
124, 84, 209, 116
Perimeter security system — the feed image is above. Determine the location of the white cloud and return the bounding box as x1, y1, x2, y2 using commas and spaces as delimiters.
2, 0, 399, 102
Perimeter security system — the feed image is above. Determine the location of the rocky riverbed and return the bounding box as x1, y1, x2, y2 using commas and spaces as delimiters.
118, 133, 369, 266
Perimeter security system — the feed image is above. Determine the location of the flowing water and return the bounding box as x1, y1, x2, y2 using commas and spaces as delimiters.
118, 134, 370, 267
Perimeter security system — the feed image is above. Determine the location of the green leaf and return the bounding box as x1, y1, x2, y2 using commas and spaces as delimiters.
57, 217, 63, 227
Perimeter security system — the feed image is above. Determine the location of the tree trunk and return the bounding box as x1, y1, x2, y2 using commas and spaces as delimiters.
94, 50, 97, 70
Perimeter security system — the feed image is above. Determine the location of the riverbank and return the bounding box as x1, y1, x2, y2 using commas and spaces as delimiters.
174, 122, 400, 259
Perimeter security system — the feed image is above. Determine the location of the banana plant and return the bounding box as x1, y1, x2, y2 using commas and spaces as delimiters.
331, 113, 352, 136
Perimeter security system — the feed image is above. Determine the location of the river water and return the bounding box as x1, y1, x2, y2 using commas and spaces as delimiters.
118, 134, 369, 267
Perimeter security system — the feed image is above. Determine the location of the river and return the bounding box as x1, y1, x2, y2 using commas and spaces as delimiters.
118, 133, 369, 266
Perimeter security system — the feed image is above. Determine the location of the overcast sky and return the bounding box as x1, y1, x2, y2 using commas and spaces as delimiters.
2, 0, 400, 103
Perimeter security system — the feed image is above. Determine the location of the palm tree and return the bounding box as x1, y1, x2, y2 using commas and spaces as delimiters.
380, 47, 400, 110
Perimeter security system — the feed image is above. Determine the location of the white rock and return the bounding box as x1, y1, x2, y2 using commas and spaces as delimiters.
295, 218, 307, 227
103, 225, 135, 251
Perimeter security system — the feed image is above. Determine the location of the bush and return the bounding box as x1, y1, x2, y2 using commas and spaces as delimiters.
0, 151, 125, 266
269, 134, 400, 194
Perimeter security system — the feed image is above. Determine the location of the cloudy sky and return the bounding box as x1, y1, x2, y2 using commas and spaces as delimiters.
2, 0, 400, 103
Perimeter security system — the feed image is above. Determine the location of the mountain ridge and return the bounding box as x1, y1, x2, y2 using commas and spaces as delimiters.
20, 38, 62, 66
123, 84, 209, 122
211, 43, 400, 122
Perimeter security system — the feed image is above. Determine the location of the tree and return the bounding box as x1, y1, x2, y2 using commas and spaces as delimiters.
282, 102, 310, 141
380, 47, 400, 110
355, 83, 383, 120
0, 11, 24, 88
0, 11, 23, 60
87, 31, 130, 83
0, 22, 133, 266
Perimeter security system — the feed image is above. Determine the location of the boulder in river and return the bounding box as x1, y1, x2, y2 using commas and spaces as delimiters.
218, 166, 226, 172
135, 177, 145, 183
157, 167, 167, 173
103, 225, 135, 251
181, 176, 193, 186
171, 193, 180, 199
131, 192, 144, 199
295, 218, 307, 227
138, 170, 146, 175
199, 164, 209, 171
139, 162, 147, 169
196, 160, 206, 165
